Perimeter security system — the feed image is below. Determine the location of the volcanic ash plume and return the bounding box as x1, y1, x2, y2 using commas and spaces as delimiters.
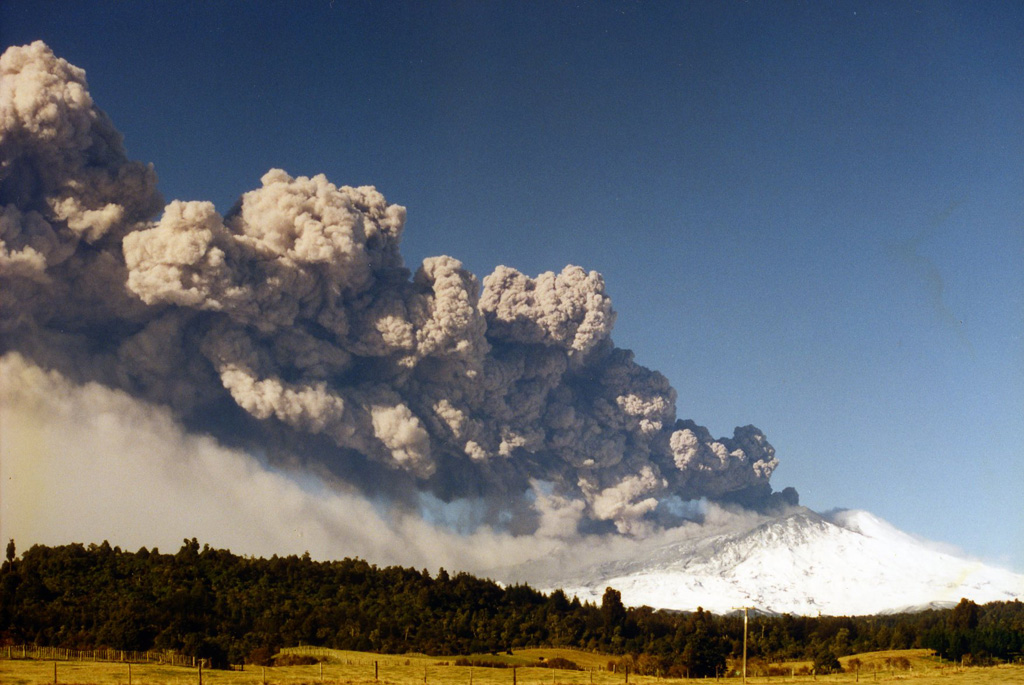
0, 42, 792, 539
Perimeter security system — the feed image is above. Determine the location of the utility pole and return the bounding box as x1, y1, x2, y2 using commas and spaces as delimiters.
743, 607, 748, 685
732, 606, 750, 684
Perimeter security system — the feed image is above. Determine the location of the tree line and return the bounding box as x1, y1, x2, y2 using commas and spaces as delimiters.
1, 540, 1022, 676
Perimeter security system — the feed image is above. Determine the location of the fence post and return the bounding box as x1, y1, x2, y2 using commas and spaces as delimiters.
514, 666, 517, 685
375, 660, 379, 680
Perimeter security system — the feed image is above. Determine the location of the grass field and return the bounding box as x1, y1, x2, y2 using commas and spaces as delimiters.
754, 648, 946, 676
2, 647, 1023, 685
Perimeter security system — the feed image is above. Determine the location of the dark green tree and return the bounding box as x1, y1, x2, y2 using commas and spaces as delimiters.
680, 623, 725, 678
951, 598, 980, 631
600, 587, 626, 643
812, 644, 842, 674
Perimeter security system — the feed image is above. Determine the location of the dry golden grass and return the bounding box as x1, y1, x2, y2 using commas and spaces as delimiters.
737, 662, 1024, 684
729, 648, 1024, 684
503, 648, 613, 670
2, 649, 1022, 685
757, 648, 945, 676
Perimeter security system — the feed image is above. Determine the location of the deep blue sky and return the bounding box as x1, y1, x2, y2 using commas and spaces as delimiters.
3, 1, 1022, 568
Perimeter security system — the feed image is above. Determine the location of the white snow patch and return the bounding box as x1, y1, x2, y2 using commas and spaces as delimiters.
550, 509, 1024, 615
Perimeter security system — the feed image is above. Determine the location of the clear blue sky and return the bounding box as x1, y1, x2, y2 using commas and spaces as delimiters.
3, 1, 1022, 568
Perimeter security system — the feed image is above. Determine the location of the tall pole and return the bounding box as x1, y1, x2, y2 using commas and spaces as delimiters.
742, 607, 748, 685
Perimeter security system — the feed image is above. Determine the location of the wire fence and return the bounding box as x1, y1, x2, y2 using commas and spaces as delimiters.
1, 644, 208, 668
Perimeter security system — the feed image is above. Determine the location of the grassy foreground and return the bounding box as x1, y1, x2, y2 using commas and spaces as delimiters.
2, 647, 1023, 685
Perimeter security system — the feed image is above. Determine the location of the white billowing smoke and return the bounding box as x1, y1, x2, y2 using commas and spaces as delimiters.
1, 42, 793, 549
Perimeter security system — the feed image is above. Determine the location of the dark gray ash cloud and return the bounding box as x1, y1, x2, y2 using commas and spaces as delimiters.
1, 42, 793, 540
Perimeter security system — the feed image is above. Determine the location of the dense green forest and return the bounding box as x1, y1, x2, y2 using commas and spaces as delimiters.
2, 540, 1022, 676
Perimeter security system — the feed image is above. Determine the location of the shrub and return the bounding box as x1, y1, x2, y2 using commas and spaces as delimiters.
883, 656, 911, 670
813, 645, 842, 675
541, 657, 581, 671
246, 646, 274, 666
454, 658, 509, 669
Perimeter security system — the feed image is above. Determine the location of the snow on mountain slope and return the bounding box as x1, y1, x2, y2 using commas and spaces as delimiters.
553, 509, 1024, 616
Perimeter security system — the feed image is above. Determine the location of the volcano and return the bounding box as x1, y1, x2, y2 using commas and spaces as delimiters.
541, 509, 1024, 616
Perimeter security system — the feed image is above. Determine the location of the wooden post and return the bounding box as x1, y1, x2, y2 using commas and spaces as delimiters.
513, 666, 517, 685
625, 665, 629, 685
199, 659, 203, 685
320, 661, 324, 681
375, 660, 379, 680
425, 665, 428, 684
53, 661, 57, 684
263, 666, 267, 685
470, 667, 473, 685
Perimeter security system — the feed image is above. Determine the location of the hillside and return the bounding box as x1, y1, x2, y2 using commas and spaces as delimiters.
2, 539, 1024, 674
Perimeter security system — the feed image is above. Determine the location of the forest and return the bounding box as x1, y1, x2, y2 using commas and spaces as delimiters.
2, 539, 1022, 677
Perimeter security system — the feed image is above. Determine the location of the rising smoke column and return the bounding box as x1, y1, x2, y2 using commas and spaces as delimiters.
0, 42, 790, 537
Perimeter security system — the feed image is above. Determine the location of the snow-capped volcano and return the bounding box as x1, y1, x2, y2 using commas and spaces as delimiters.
549, 509, 1024, 616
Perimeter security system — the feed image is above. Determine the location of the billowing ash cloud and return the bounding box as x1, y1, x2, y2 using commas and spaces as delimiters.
1, 42, 794, 539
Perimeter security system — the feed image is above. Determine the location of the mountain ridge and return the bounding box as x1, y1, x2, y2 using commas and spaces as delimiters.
541, 508, 1024, 616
